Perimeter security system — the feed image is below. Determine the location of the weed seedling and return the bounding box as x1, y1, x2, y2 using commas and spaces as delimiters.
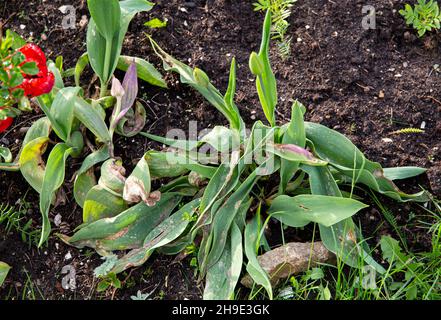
400, 0, 441, 37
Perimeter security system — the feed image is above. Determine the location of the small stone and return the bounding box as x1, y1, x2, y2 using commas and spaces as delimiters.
19, 24, 26, 30
382, 138, 393, 143
54, 214, 62, 227
64, 251, 72, 261
421, 121, 426, 129
79, 15, 89, 28
41, 33, 48, 41
403, 62, 408, 68
241, 241, 335, 288
378, 90, 385, 99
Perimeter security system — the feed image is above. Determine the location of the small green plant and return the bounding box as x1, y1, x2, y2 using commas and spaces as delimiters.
0, 202, 40, 248
21, 268, 44, 300
97, 273, 122, 293
253, 0, 297, 59
380, 235, 441, 299
144, 18, 168, 29
400, 0, 441, 37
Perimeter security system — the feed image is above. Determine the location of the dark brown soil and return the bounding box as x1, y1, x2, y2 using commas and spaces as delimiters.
1, 0, 440, 299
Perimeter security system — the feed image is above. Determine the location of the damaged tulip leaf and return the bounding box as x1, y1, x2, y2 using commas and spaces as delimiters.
2, 117, 52, 172
200, 126, 240, 153
269, 143, 327, 167
69, 193, 182, 252
244, 213, 273, 300
83, 185, 128, 223
98, 159, 126, 196
19, 137, 50, 194
107, 198, 201, 274
204, 222, 243, 300
115, 102, 146, 137
123, 154, 152, 205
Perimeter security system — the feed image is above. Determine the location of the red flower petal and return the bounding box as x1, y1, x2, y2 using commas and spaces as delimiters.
18, 44, 47, 70
0, 117, 13, 133
19, 71, 55, 97
12, 44, 54, 98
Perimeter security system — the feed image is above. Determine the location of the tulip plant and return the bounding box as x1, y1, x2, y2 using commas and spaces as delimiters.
0, 0, 166, 247
57, 10, 429, 300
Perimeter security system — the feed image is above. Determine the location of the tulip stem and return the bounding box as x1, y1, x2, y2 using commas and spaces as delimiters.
100, 40, 113, 98
100, 81, 108, 98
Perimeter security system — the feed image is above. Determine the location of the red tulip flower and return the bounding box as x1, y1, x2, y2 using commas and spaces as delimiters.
0, 107, 13, 133
16, 44, 55, 97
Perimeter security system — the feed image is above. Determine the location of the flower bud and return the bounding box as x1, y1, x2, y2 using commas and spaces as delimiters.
249, 52, 264, 76
193, 68, 210, 87
111, 77, 125, 98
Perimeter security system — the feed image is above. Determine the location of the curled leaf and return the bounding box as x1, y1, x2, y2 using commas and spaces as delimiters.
98, 159, 126, 196
19, 137, 50, 193
123, 154, 151, 205
115, 102, 146, 137
270, 143, 328, 166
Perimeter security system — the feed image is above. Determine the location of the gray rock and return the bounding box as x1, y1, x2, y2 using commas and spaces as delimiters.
241, 241, 336, 288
